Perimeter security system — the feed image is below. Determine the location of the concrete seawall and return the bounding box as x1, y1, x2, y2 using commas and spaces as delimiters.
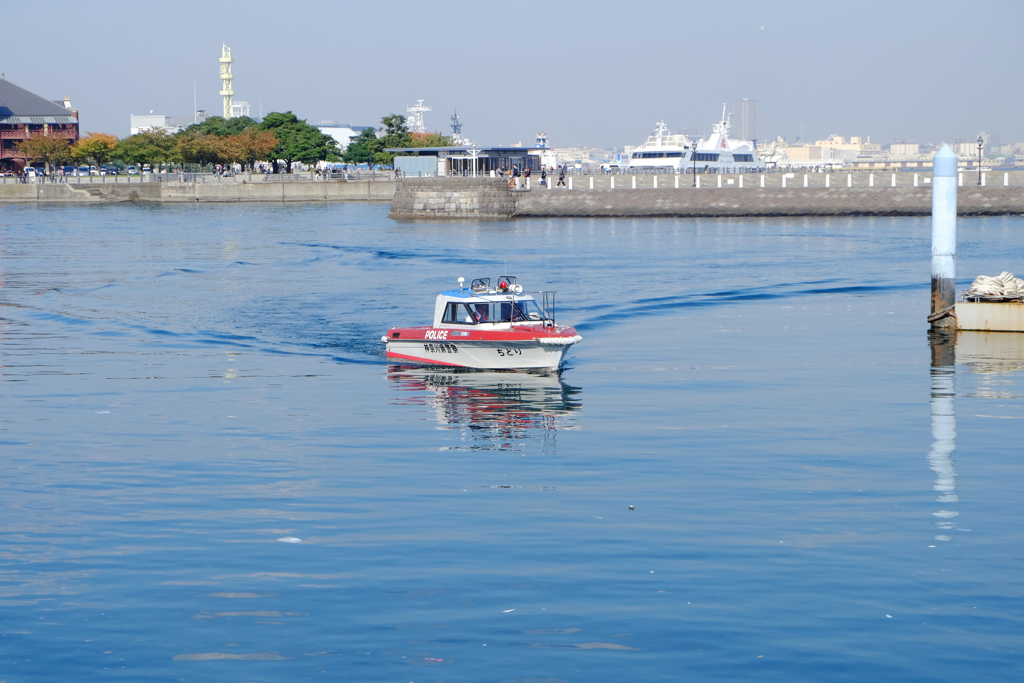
8, 175, 1024, 217
387, 176, 1024, 219
515, 186, 1024, 217
0, 180, 395, 204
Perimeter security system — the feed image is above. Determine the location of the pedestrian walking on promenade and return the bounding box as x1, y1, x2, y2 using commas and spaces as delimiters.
541, 168, 547, 187
556, 165, 566, 187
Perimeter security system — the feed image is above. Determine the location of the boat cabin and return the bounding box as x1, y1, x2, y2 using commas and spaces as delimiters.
433, 277, 555, 329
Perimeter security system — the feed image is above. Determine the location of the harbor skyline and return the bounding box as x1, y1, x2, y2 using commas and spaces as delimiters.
1, 0, 1020, 149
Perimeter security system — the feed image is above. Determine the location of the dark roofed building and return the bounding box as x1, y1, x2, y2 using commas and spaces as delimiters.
0, 78, 80, 173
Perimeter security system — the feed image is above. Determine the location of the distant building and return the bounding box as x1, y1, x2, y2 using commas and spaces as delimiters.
317, 122, 373, 151
0, 78, 80, 173
388, 146, 542, 176
733, 99, 756, 141
890, 143, 920, 156
130, 112, 206, 135
816, 135, 881, 153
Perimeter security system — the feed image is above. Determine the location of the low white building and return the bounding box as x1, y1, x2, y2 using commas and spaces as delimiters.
316, 122, 374, 151
130, 112, 206, 135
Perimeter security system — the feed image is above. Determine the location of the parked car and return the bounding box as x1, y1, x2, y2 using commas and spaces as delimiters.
100, 166, 108, 176
24, 167, 38, 177
77, 166, 91, 177
108, 167, 120, 176
127, 165, 138, 175
61, 166, 76, 176
90, 166, 100, 176
142, 164, 152, 174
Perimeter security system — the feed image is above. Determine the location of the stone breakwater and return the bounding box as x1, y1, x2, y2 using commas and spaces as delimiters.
388, 176, 1024, 219
388, 177, 517, 219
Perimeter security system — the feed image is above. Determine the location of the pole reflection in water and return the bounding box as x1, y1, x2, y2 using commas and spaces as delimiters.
928, 332, 958, 541
387, 367, 581, 448
927, 331, 1024, 542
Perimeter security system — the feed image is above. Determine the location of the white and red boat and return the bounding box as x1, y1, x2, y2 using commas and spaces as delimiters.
381, 276, 582, 370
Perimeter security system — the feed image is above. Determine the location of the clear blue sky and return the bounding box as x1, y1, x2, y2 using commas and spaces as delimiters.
4, 0, 1021, 149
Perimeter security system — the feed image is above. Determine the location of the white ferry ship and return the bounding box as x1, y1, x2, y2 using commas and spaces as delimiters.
626, 106, 765, 173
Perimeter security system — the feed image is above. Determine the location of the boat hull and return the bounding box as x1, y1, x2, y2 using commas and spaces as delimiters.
383, 324, 581, 370
386, 338, 573, 370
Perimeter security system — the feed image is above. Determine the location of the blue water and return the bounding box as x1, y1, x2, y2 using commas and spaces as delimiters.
2, 203, 1023, 681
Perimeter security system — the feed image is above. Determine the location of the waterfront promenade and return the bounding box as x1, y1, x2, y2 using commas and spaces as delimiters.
389, 173, 1024, 219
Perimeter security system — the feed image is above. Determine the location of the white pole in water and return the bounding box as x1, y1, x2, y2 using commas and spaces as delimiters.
931, 144, 958, 331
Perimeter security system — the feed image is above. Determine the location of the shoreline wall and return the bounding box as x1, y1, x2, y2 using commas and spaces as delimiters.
5, 176, 1024, 217
515, 186, 1024, 217
389, 176, 1024, 219
0, 180, 395, 204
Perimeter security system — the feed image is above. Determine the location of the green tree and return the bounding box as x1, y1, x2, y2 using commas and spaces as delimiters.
114, 129, 179, 168
380, 114, 412, 147
341, 127, 380, 165
258, 111, 340, 172
182, 115, 260, 137
373, 114, 414, 166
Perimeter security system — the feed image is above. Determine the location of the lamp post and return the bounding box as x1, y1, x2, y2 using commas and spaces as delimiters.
977, 136, 984, 185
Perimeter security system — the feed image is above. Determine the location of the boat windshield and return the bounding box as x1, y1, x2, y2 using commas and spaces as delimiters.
441, 300, 547, 325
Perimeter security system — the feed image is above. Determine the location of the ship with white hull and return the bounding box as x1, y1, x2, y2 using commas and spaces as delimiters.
382, 276, 582, 371
626, 105, 765, 173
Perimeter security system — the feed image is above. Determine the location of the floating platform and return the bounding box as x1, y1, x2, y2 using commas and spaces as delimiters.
955, 301, 1024, 332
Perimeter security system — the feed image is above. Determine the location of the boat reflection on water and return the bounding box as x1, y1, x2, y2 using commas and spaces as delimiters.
387, 367, 581, 445
927, 331, 1024, 542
